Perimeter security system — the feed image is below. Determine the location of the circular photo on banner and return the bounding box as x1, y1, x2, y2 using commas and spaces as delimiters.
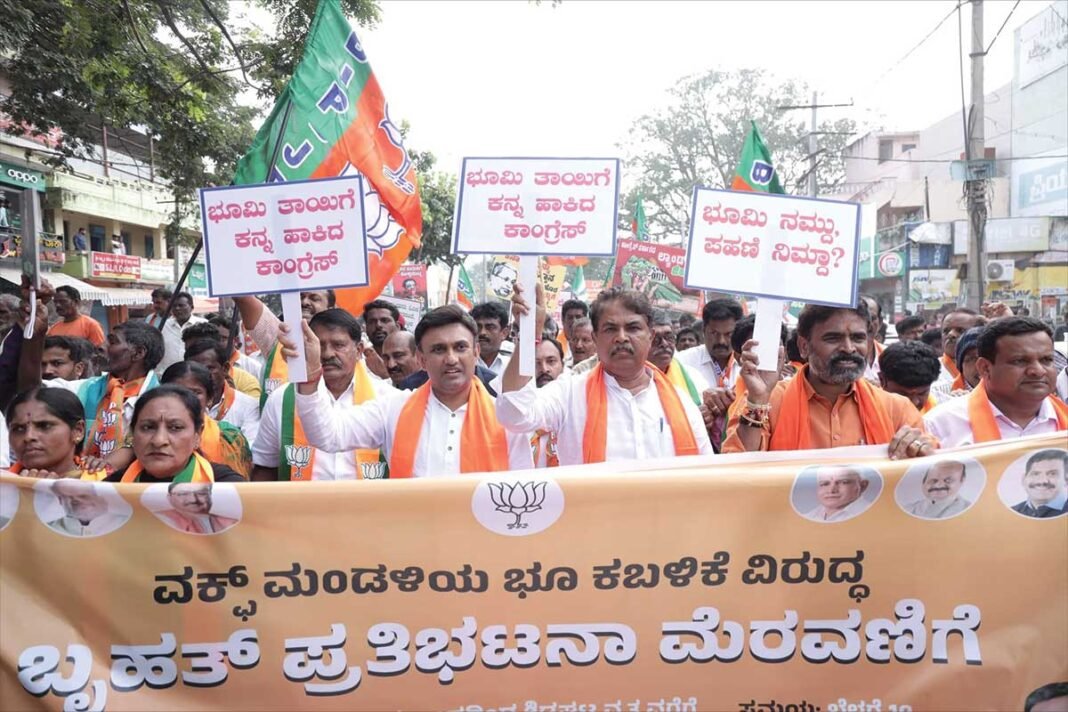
791, 464, 883, 524
33, 480, 132, 538
997, 448, 1068, 520
141, 482, 242, 535
895, 457, 986, 521
0, 482, 19, 532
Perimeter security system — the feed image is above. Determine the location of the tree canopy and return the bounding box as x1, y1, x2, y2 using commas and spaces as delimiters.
619, 69, 856, 243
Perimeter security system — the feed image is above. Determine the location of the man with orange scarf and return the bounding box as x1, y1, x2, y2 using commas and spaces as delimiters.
723, 302, 936, 459
253, 309, 395, 481
497, 286, 712, 465
924, 317, 1068, 447
284, 306, 533, 477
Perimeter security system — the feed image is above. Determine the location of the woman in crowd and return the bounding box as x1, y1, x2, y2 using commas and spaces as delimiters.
5, 388, 107, 480
105, 385, 244, 484
161, 363, 252, 478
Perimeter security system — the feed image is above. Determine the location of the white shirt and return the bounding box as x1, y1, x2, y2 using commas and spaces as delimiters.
1057, 367, 1067, 402
803, 497, 872, 523
675, 346, 740, 389
157, 315, 207, 375
905, 495, 972, 519
496, 367, 713, 466
0, 411, 8, 468
293, 383, 534, 477
253, 372, 395, 481
235, 353, 263, 381
481, 351, 511, 377
924, 390, 1065, 448
211, 388, 261, 445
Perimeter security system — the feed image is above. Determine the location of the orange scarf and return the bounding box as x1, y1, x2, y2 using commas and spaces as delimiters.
966, 381, 1068, 443
768, 365, 895, 451
941, 354, 960, 379
199, 416, 251, 478
85, 377, 146, 459
713, 353, 735, 388
726, 374, 749, 422
531, 430, 559, 468
582, 364, 698, 463
390, 378, 509, 478
921, 394, 937, 414
950, 372, 967, 391
120, 451, 215, 483
214, 383, 237, 421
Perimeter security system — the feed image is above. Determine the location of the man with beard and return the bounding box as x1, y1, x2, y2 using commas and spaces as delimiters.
905, 460, 973, 519
531, 338, 566, 467
724, 302, 936, 459
233, 290, 337, 408
936, 308, 985, 385
144, 288, 172, 328
156, 482, 238, 534
648, 310, 707, 407
47, 286, 105, 347
497, 286, 711, 465
41, 336, 91, 381
363, 299, 401, 356
470, 301, 511, 375
253, 309, 394, 481
0, 293, 21, 336
676, 299, 743, 391
1011, 449, 1067, 518
925, 317, 1067, 447
381, 331, 419, 387
283, 305, 533, 476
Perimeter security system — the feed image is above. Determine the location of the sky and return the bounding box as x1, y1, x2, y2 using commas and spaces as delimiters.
345, 0, 1055, 173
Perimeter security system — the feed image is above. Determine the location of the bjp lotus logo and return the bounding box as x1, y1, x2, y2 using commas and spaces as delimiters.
93, 433, 115, 458
473, 478, 565, 537
99, 411, 118, 428
361, 462, 388, 480
285, 445, 312, 480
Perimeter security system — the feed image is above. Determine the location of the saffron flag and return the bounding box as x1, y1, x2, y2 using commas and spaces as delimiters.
456, 263, 475, 311
730, 121, 785, 194
231, 0, 421, 315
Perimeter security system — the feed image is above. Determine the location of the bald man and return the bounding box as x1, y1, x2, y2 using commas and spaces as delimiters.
802, 466, 874, 523
381, 331, 419, 388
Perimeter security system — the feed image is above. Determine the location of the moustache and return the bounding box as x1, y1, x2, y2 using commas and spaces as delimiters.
536, 374, 553, 387
1029, 483, 1055, 489
322, 358, 343, 369
928, 486, 950, 492
830, 354, 865, 369
610, 345, 635, 356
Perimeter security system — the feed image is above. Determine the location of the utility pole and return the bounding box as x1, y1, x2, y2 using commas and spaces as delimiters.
808, 91, 819, 197
964, 0, 987, 311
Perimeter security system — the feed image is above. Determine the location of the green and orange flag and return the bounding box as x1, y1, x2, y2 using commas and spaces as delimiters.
456, 263, 475, 311
730, 122, 785, 195
232, 0, 421, 316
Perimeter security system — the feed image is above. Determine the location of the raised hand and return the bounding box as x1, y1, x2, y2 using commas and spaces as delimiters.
737, 339, 784, 404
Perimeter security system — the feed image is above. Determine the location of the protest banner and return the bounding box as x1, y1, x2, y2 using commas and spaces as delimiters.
379, 295, 423, 330
199, 175, 368, 297
391, 263, 428, 306
685, 188, 861, 308
2, 433, 1065, 711
488, 256, 568, 316
453, 157, 620, 257
610, 239, 704, 315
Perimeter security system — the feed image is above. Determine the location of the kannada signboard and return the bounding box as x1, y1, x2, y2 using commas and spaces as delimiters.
390, 263, 427, 307
90, 252, 141, 281
453, 157, 620, 256
611, 239, 704, 313
379, 295, 423, 329
685, 188, 861, 307
1, 434, 1065, 710
199, 175, 368, 297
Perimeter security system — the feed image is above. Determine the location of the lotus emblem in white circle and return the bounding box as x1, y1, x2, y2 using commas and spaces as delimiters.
472, 478, 564, 537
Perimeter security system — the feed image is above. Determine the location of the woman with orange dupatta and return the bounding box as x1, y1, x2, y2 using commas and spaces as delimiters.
6, 388, 107, 480
161, 363, 251, 479
104, 386, 244, 484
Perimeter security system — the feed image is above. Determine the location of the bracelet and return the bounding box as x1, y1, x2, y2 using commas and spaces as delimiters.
739, 413, 768, 429
744, 399, 771, 413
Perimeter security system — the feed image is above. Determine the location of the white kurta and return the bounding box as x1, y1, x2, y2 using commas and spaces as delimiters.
495, 367, 713, 466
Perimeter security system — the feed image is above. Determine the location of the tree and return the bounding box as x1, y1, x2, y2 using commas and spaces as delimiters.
0, 0, 380, 241
619, 69, 856, 243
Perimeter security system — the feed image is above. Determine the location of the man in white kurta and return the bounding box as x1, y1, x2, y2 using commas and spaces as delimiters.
290, 307, 533, 477
496, 287, 712, 466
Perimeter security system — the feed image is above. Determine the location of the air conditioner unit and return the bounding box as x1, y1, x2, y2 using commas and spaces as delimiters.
985, 259, 1015, 282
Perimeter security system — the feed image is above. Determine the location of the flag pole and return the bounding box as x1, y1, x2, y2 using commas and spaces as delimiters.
161, 98, 295, 332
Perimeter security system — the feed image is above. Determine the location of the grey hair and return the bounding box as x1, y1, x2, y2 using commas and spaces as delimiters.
571, 317, 592, 331
0, 294, 20, 310
651, 309, 674, 328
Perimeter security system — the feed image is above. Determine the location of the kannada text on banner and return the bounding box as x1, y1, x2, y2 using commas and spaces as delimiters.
685, 188, 862, 306
199, 175, 368, 297
1, 434, 1066, 711
453, 157, 620, 256
611, 239, 704, 314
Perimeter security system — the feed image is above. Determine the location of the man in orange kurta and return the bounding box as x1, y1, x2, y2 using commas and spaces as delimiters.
723, 302, 937, 460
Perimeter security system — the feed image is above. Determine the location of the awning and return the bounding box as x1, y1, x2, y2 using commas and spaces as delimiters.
94, 285, 154, 307
0, 267, 110, 303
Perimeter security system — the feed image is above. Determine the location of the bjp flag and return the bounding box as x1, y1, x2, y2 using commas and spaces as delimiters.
231, 0, 421, 316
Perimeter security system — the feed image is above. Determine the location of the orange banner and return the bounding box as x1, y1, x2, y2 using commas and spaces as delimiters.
1, 433, 1066, 710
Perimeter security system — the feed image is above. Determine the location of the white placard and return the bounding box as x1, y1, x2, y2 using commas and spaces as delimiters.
280, 291, 308, 383
453, 157, 620, 256
753, 298, 786, 373
199, 175, 368, 297
518, 256, 537, 378
685, 188, 861, 307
